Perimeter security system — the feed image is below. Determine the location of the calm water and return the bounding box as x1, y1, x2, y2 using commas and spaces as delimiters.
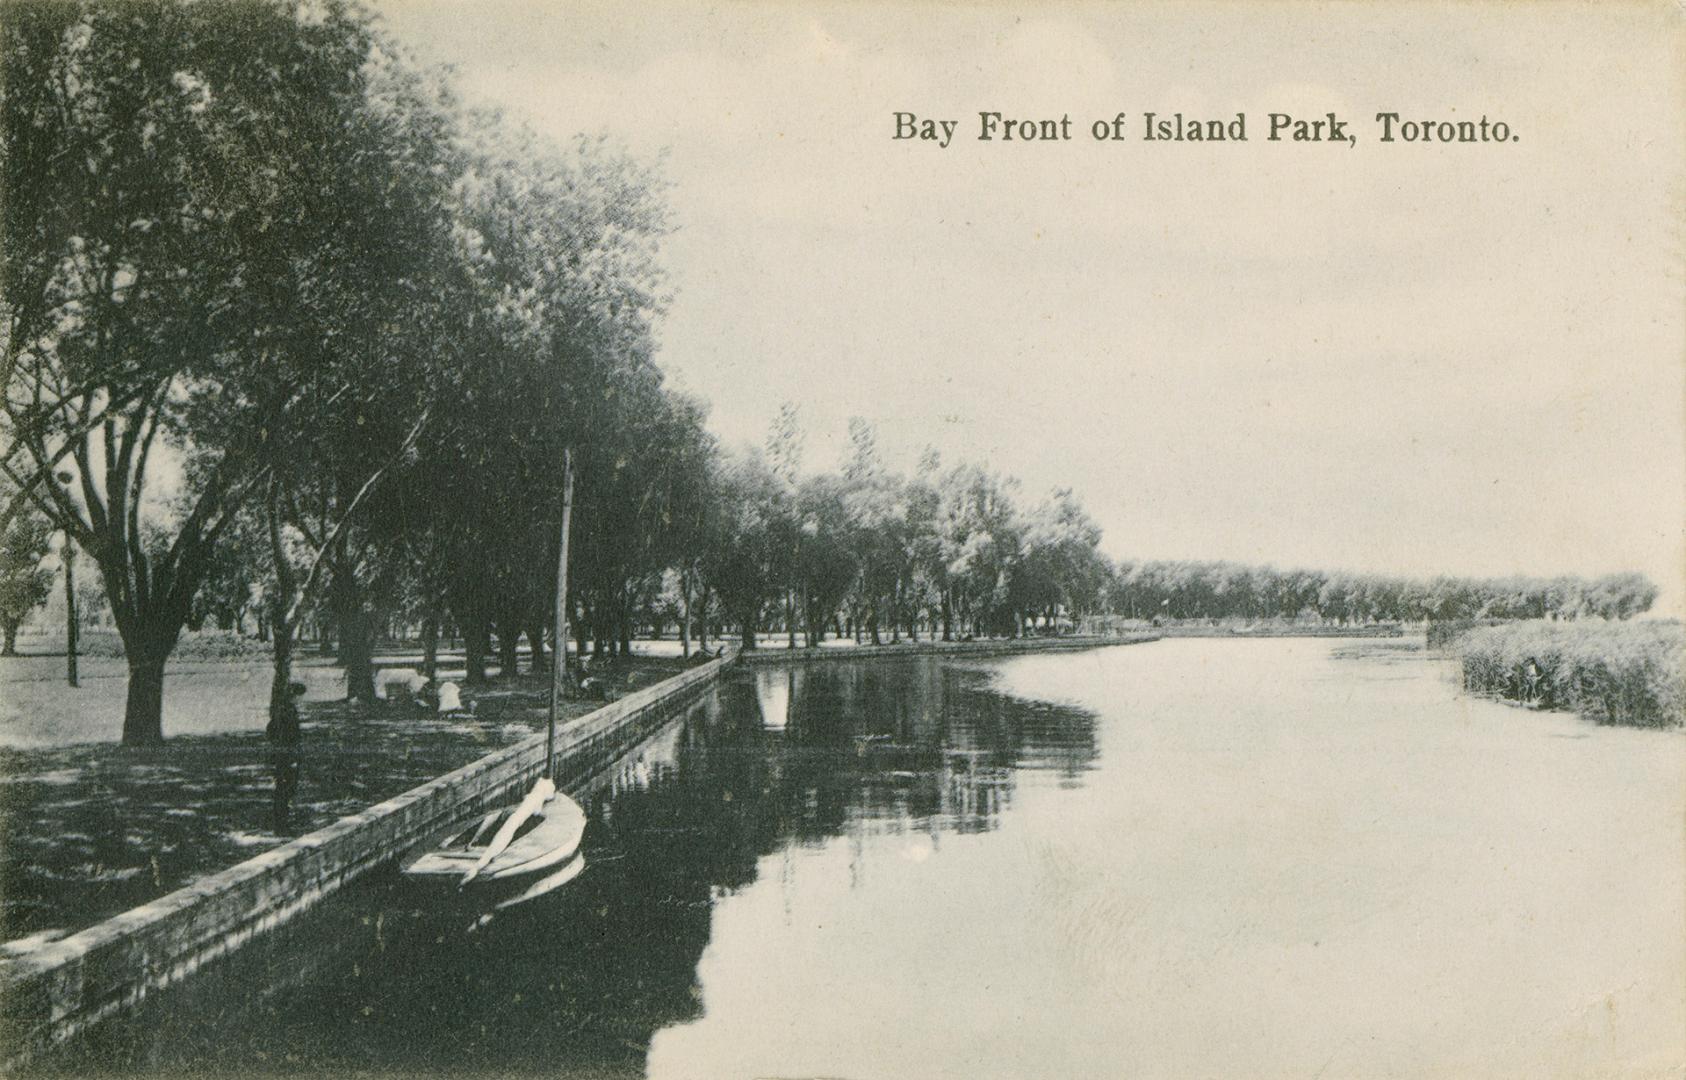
39, 639, 1685, 1078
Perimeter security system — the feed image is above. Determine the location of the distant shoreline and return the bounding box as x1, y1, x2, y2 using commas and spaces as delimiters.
1148, 623, 1405, 639
736, 632, 1162, 664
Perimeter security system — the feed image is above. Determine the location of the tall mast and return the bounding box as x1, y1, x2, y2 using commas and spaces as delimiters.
545, 447, 574, 779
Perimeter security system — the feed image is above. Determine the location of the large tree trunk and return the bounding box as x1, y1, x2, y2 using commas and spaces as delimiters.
266, 617, 299, 745
941, 592, 953, 641
421, 616, 439, 681
526, 613, 548, 674
122, 647, 168, 745
269, 744, 301, 834
464, 620, 490, 684
329, 562, 378, 702
339, 605, 376, 702
99, 564, 192, 743
1, 622, 18, 656
64, 535, 79, 687
679, 571, 692, 658
496, 618, 520, 677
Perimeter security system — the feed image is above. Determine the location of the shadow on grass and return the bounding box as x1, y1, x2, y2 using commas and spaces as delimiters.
0, 660, 684, 945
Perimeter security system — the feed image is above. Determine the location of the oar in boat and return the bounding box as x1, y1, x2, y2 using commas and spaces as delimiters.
460, 776, 555, 886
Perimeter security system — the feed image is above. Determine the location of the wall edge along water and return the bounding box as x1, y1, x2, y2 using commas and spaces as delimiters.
736, 633, 1163, 665
0, 648, 740, 1070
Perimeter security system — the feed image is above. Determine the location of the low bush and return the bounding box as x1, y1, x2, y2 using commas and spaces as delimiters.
1452, 620, 1684, 729
54, 628, 272, 662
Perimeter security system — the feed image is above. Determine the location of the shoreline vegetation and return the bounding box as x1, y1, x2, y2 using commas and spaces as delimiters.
1433, 619, 1684, 730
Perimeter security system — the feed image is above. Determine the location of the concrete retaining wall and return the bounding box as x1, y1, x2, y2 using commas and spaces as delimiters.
0, 649, 737, 1069
737, 633, 1160, 664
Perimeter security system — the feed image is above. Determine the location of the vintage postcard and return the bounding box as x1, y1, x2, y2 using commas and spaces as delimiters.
1, 1, 1681, 1076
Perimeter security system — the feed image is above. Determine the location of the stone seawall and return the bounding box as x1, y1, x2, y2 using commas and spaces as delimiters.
0, 649, 737, 1069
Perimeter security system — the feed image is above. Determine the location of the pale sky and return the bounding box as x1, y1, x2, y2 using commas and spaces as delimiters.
372, 0, 1686, 612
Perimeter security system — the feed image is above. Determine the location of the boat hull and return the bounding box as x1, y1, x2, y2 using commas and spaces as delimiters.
401, 789, 589, 890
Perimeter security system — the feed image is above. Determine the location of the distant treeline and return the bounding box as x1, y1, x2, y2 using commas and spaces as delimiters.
1103, 564, 1658, 624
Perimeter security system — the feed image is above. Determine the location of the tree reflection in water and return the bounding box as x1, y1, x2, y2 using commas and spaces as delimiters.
36, 658, 1098, 1078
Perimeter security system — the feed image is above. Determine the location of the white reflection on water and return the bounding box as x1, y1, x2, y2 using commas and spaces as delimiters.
753, 667, 792, 731
649, 638, 1685, 1080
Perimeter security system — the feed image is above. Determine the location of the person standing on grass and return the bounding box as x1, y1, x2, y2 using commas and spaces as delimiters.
436, 679, 468, 715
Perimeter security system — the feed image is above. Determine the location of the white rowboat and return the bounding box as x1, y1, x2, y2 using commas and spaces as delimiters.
401, 778, 588, 888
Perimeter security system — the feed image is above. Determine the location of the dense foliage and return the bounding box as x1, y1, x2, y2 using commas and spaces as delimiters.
1450, 620, 1684, 729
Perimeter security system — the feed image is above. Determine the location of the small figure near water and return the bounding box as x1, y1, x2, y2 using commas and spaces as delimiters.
576, 654, 607, 700
1521, 657, 1544, 703
265, 680, 309, 745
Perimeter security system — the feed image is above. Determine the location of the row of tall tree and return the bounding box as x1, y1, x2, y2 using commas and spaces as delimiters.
12, 410, 1657, 673
0, 2, 1661, 747
667, 440, 1661, 645
693, 417, 1113, 651
1, 0, 695, 743
1098, 563, 1658, 625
